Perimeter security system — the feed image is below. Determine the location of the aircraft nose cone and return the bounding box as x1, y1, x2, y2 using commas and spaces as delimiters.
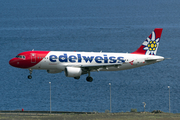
9, 58, 15, 67
9, 58, 19, 67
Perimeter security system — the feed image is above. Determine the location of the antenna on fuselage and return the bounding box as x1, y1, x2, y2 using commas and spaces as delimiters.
32, 49, 34, 51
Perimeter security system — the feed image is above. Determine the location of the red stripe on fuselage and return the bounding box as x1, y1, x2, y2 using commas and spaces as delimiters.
9, 51, 50, 69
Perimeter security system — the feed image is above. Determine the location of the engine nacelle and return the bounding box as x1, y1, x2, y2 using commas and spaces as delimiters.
65, 67, 82, 77
47, 69, 62, 74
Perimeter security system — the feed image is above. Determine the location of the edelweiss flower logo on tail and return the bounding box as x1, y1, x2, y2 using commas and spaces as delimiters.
142, 31, 160, 55
131, 28, 163, 55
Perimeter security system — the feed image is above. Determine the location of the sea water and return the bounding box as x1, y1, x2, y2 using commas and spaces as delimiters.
0, 0, 180, 113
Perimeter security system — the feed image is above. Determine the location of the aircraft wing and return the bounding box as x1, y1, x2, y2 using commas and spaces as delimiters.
81, 63, 123, 71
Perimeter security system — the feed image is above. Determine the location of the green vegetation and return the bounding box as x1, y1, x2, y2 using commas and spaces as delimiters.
105, 110, 110, 113
1, 112, 180, 120
130, 108, 137, 112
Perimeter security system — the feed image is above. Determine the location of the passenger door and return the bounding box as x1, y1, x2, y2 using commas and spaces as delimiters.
31, 53, 36, 63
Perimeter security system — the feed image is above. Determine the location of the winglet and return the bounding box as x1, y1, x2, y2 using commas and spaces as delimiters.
131, 28, 163, 55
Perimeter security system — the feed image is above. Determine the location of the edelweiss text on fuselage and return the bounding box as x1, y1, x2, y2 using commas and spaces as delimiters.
49, 54, 125, 63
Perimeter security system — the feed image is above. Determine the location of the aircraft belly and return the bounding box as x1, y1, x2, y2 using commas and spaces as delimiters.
30, 62, 41, 69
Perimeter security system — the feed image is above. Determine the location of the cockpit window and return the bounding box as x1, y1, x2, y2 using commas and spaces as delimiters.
16, 55, 25, 59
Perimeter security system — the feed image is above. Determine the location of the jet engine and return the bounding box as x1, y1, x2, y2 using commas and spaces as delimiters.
65, 67, 82, 77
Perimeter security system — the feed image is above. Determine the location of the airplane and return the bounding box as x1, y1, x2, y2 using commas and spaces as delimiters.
9, 28, 164, 82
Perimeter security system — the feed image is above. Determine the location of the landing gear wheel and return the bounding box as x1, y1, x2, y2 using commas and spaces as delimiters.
28, 69, 33, 79
28, 75, 32, 79
86, 76, 93, 82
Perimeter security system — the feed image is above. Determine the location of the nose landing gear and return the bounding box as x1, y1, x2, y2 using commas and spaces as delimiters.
28, 75, 32, 79
28, 69, 32, 79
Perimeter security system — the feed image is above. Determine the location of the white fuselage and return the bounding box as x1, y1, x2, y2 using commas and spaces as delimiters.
31, 51, 164, 72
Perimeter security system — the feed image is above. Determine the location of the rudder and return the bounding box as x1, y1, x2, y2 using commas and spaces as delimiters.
131, 28, 163, 55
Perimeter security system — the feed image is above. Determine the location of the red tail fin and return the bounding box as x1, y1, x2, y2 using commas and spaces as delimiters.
131, 28, 163, 55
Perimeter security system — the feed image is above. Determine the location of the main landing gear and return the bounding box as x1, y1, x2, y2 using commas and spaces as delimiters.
86, 76, 93, 82
73, 71, 93, 82
28, 69, 32, 79
86, 71, 93, 82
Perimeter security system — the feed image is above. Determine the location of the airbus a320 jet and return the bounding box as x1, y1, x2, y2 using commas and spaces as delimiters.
9, 28, 164, 82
